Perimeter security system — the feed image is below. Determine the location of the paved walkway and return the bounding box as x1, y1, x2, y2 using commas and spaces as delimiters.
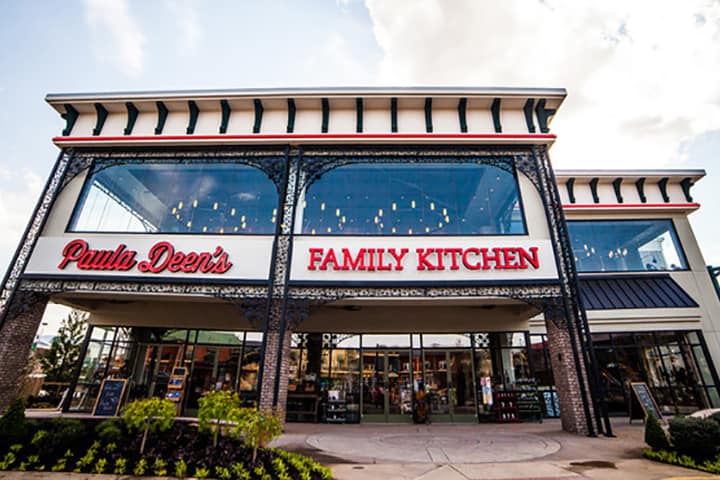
274, 419, 715, 479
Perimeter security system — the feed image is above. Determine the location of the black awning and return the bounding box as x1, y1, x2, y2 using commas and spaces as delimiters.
579, 274, 698, 310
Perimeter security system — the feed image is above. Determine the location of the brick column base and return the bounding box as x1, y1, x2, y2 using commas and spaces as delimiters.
258, 327, 292, 419
545, 310, 594, 435
0, 292, 49, 413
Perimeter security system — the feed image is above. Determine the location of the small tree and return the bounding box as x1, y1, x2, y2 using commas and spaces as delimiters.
123, 397, 175, 455
644, 412, 669, 451
233, 408, 282, 464
198, 390, 241, 447
40, 310, 87, 382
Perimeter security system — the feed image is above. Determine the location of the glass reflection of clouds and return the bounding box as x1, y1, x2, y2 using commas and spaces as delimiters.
70, 163, 278, 234
300, 163, 525, 236
568, 220, 688, 272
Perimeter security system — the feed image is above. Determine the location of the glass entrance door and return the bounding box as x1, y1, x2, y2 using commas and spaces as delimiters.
362, 350, 412, 422
424, 350, 478, 422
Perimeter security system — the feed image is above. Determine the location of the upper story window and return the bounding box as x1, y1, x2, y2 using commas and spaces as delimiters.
568, 219, 688, 272
69, 162, 278, 234
300, 162, 526, 235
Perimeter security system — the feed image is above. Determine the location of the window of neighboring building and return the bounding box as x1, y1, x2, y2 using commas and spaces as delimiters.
69, 162, 278, 234
300, 162, 526, 235
567, 219, 688, 272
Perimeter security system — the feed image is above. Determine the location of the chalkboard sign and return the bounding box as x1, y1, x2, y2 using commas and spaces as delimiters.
630, 382, 664, 424
93, 378, 127, 416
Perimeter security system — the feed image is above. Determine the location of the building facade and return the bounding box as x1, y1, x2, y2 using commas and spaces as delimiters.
0, 88, 718, 437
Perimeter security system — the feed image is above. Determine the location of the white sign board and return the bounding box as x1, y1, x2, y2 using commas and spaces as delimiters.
25, 235, 275, 281
290, 236, 558, 282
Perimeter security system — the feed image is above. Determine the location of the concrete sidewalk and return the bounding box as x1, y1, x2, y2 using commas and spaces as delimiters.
275, 419, 715, 480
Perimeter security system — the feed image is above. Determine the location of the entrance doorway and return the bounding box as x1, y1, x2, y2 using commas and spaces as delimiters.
362, 350, 413, 422
423, 350, 477, 422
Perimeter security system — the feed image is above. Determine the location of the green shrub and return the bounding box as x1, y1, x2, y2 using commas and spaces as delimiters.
194, 465, 209, 478
215, 465, 232, 479
0, 398, 29, 451
74, 441, 100, 472
133, 458, 148, 476
174, 459, 187, 478
113, 457, 127, 475
644, 412, 669, 451
36, 418, 87, 454
669, 416, 720, 461
709, 411, 720, 425
0, 449, 18, 470
198, 390, 241, 447
231, 462, 250, 480
95, 417, 124, 443
123, 397, 176, 455
93, 458, 107, 474
152, 457, 168, 476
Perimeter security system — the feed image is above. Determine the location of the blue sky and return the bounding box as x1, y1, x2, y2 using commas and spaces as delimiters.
1, 0, 719, 297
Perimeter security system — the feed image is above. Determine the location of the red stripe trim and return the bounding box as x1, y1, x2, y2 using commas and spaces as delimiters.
563, 203, 700, 209
53, 133, 556, 142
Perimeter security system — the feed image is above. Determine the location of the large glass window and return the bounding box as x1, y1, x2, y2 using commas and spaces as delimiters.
591, 331, 718, 415
300, 162, 526, 235
70, 162, 278, 234
568, 220, 688, 272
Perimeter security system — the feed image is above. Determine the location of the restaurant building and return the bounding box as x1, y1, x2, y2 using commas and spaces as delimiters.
0, 87, 718, 437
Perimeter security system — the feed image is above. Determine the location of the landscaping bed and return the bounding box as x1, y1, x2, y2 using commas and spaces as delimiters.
642, 411, 720, 475
0, 396, 332, 479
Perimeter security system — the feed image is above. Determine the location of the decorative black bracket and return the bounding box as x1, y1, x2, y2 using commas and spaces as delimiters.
186, 101, 199, 134
491, 98, 502, 133
253, 99, 264, 134
566, 177, 576, 203
635, 178, 647, 203
680, 177, 693, 202
458, 98, 468, 133
61, 104, 79, 136
424, 98, 433, 133
124, 102, 138, 135
219, 100, 231, 134
658, 177, 670, 203
390, 97, 398, 133
535, 99, 556, 134
589, 178, 600, 203
356, 98, 363, 133
612, 178, 623, 203
523, 99, 536, 133
321, 98, 330, 133
154, 101, 168, 135
92, 103, 108, 136
286, 99, 296, 133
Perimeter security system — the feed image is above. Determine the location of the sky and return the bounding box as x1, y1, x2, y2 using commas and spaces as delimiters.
1, 0, 719, 333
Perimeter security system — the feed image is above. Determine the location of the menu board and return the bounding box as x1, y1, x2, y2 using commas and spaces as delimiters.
630, 382, 664, 424
93, 379, 128, 416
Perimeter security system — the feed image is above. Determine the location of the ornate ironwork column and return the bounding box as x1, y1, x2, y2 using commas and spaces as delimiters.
532, 145, 612, 436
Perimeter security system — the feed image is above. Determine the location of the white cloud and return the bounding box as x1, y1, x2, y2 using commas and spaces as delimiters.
364, 0, 720, 170
303, 31, 378, 85
84, 0, 146, 77
164, 0, 202, 51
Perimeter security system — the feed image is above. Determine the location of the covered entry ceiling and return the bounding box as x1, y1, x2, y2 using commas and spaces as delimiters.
302, 297, 540, 333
